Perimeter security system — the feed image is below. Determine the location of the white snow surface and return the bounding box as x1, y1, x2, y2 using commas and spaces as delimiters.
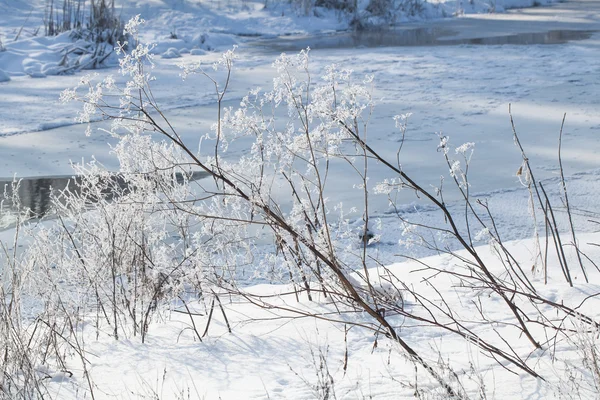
16, 232, 600, 399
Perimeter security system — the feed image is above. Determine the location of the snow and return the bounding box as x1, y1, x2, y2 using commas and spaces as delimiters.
161, 47, 183, 58
22, 232, 600, 399
2, 0, 600, 398
0, 0, 571, 80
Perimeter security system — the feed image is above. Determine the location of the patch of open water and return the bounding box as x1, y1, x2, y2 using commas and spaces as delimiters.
253, 28, 596, 52
0, 171, 209, 228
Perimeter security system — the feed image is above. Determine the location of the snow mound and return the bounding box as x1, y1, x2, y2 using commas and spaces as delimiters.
0, 69, 10, 82
161, 47, 182, 59
153, 39, 187, 55
151, 32, 238, 57
23, 60, 46, 78
41, 62, 62, 76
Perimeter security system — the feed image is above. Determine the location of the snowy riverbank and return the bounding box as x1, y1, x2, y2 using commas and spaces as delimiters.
2, 0, 600, 398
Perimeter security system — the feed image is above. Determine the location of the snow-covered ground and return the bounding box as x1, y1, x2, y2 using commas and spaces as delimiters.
0, 0, 569, 80
2, 0, 600, 398
27, 232, 600, 399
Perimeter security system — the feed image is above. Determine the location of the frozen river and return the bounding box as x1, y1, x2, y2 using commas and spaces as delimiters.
1, 0, 600, 233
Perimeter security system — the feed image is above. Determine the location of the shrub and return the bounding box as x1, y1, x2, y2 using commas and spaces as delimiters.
44, 0, 125, 71
3, 17, 600, 398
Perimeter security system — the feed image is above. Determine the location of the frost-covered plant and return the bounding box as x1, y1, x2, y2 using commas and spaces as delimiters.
55, 26, 469, 393
14, 16, 598, 398
289, 342, 337, 400
551, 319, 600, 399
27, 154, 197, 341
0, 181, 50, 398
43, 0, 125, 72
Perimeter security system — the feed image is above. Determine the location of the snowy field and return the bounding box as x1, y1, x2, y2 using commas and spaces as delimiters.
2, 0, 600, 398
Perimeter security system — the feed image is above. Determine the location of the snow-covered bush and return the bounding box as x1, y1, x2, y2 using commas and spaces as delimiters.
59, 21, 600, 392
43, 0, 125, 71
0, 182, 49, 398
290, 0, 426, 27
3, 17, 600, 398
315, 0, 356, 12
